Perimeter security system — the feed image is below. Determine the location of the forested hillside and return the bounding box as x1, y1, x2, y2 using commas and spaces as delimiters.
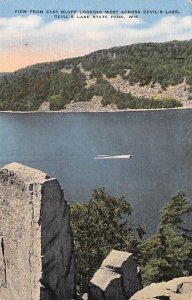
0, 40, 191, 111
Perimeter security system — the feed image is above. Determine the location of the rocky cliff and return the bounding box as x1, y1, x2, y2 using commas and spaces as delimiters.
0, 162, 192, 300
0, 163, 75, 300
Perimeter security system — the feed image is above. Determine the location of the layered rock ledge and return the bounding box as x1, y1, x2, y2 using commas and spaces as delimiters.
130, 276, 192, 300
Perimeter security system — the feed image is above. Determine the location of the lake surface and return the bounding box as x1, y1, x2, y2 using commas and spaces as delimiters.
0, 110, 192, 235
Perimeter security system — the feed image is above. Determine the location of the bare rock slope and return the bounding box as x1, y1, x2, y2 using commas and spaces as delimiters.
0, 163, 75, 300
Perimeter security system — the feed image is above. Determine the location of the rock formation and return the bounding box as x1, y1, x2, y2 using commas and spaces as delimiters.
87, 250, 142, 300
0, 163, 75, 300
130, 276, 192, 300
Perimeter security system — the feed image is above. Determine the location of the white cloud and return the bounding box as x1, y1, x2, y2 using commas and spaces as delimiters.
0, 15, 43, 29
0, 14, 191, 70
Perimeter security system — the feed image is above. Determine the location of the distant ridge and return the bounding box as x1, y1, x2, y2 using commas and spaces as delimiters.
0, 40, 191, 111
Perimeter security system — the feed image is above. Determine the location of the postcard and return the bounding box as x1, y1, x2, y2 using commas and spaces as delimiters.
0, 0, 192, 299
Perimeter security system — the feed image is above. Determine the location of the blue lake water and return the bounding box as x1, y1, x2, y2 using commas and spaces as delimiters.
0, 110, 192, 235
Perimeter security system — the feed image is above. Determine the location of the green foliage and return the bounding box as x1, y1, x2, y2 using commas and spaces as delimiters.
49, 94, 64, 110
49, 67, 89, 109
0, 40, 190, 110
70, 189, 192, 294
160, 192, 192, 225
139, 192, 192, 285
70, 188, 143, 294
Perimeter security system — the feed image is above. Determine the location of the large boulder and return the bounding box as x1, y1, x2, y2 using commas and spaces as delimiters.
88, 250, 142, 300
0, 163, 76, 300
130, 276, 192, 300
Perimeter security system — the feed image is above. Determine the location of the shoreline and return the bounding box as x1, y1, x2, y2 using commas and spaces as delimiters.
0, 107, 192, 114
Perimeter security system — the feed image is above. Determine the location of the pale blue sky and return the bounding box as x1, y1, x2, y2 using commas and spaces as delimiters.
0, 0, 191, 71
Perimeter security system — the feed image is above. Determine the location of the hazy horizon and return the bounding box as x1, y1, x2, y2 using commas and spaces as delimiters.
1, 38, 191, 73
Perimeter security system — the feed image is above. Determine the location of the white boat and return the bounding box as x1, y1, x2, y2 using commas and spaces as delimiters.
94, 154, 132, 160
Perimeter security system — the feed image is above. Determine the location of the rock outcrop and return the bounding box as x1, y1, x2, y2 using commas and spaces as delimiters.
0, 163, 75, 300
87, 250, 142, 300
130, 276, 192, 300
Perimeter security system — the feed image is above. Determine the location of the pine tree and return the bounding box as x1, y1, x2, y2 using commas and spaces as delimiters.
139, 192, 192, 285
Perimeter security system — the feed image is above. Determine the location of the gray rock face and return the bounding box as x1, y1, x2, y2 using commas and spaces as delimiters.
0, 163, 75, 300
88, 250, 142, 300
130, 276, 192, 300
